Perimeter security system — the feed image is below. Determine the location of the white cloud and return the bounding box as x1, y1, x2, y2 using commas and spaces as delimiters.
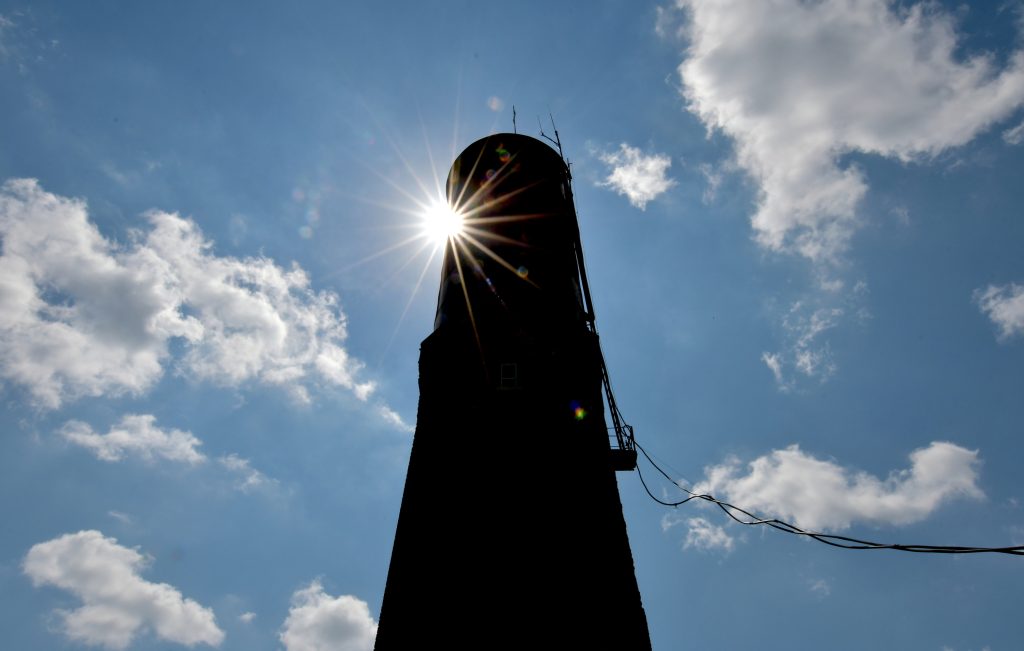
60, 414, 206, 464
218, 453, 277, 492
239, 612, 256, 624
684, 518, 734, 552
597, 143, 676, 209
692, 442, 983, 531
0, 178, 375, 408
0, 180, 179, 407
60, 413, 282, 491
974, 282, 1024, 340
23, 530, 224, 650
673, 0, 1024, 262
667, 515, 736, 552
279, 580, 377, 651
662, 513, 736, 552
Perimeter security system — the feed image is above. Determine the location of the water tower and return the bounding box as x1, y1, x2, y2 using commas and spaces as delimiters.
375, 133, 651, 649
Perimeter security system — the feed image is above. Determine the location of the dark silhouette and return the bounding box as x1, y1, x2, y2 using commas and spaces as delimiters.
375, 134, 651, 649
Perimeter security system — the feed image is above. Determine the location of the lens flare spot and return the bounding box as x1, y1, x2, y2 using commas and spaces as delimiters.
570, 400, 587, 421
422, 200, 464, 244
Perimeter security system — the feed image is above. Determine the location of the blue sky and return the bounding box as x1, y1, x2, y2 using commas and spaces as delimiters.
2, 1, 1023, 649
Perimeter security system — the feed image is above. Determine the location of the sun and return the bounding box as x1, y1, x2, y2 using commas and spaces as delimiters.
421, 198, 464, 245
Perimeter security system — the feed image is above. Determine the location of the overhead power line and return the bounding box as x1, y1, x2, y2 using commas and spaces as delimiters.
633, 441, 1024, 556
556, 134, 1021, 558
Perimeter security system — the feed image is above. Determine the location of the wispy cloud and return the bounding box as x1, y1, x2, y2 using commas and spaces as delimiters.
1004, 120, 1024, 145
698, 162, 722, 204
0, 11, 60, 74
376, 404, 413, 433
23, 530, 224, 650
692, 442, 983, 531
107, 510, 132, 524
596, 143, 676, 209
218, 453, 278, 493
762, 302, 843, 390
808, 578, 831, 598
279, 580, 377, 651
670, 0, 1024, 262
974, 282, 1024, 340
761, 351, 785, 386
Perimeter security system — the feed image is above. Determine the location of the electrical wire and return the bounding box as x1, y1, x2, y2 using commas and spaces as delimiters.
633, 440, 1024, 556
555, 137, 1022, 558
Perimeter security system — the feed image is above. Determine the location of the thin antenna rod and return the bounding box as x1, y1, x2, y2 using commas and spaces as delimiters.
537, 116, 559, 149
512, 105, 517, 134
549, 113, 564, 159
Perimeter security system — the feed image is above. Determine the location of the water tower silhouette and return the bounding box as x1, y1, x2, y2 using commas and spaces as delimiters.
375, 133, 651, 649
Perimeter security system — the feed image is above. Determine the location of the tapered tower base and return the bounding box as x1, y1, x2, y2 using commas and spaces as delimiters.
376, 328, 651, 648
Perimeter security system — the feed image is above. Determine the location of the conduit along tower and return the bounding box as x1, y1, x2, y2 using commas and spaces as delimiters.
375, 133, 651, 649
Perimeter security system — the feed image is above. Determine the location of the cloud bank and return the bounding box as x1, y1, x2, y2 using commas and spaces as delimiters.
673, 0, 1024, 262
0, 178, 375, 408
23, 530, 224, 649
